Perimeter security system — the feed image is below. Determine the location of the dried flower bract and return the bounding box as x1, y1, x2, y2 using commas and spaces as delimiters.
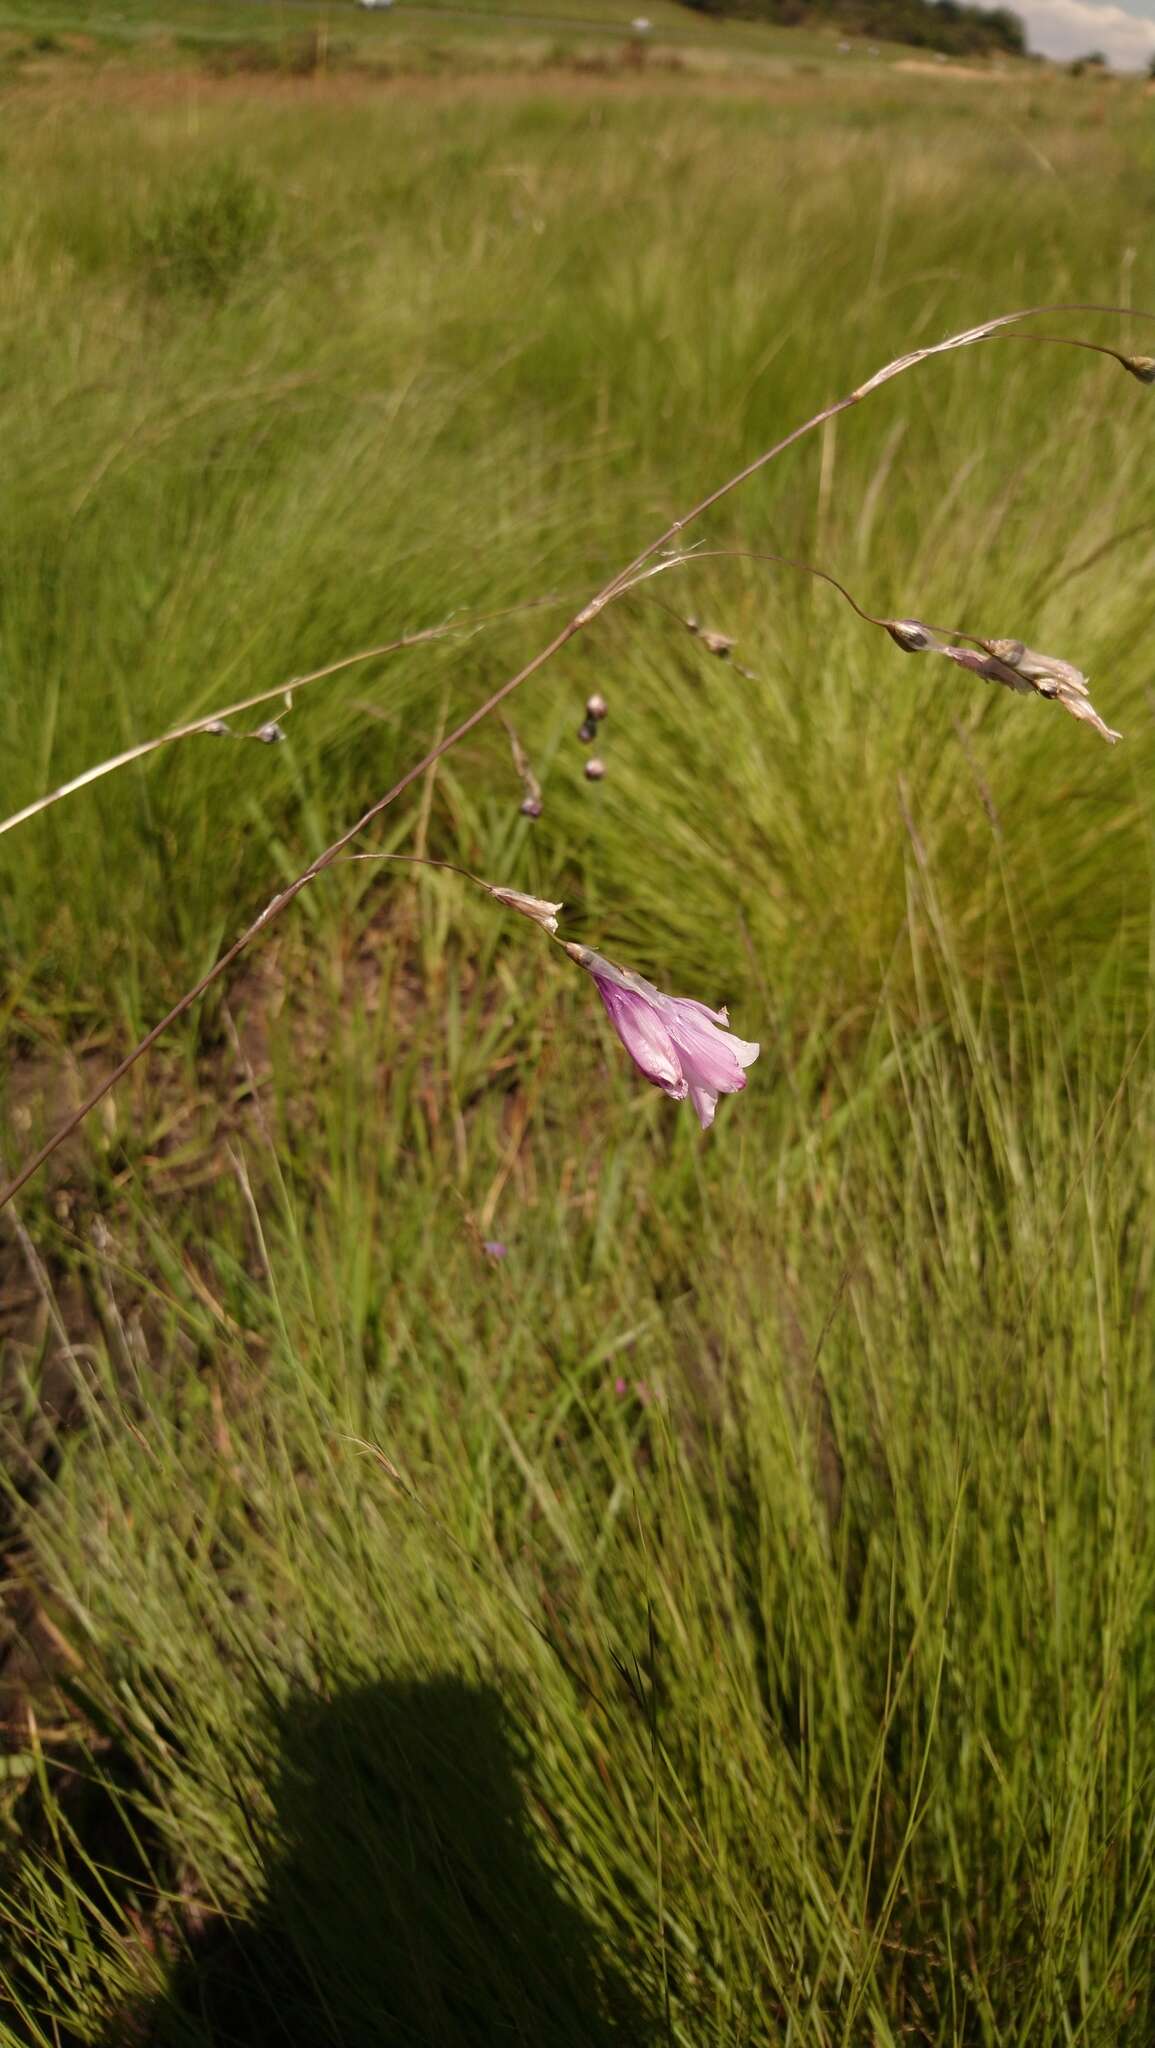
487, 887, 563, 935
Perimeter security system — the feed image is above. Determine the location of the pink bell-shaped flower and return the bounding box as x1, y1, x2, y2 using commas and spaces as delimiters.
566, 945, 759, 1130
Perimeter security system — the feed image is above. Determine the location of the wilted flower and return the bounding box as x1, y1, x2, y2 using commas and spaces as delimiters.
487, 886, 563, 935
687, 617, 737, 659
566, 944, 759, 1130
940, 638, 1121, 743
1121, 354, 1155, 385
936, 643, 1031, 691
698, 629, 736, 659
887, 617, 1122, 743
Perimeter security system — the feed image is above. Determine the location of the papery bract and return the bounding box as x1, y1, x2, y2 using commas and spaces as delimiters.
487, 886, 563, 935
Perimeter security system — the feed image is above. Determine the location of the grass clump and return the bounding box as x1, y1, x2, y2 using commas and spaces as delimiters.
134, 161, 276, 301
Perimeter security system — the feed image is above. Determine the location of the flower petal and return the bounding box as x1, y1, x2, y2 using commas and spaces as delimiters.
598, 983, 687, 1098
665, 994, 731, 1028
657, 1000, 759, 1129
684, 1066, 752, 1129
687, 1076, 721, 1129
660, 998, 759, 1084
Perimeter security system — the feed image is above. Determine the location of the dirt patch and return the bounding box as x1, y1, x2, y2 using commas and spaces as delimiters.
895, 58, 1004, 79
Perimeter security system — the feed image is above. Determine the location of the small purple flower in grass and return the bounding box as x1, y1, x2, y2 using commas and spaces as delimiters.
482, 1239, 507, 1260
566, 943, 759, 1130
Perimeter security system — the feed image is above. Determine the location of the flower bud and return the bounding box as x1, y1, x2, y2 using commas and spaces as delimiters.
884, 619, 940, 654
584, 757, 606, 781
586, 692, 608, 721
1121, 355, 1155, 385
578, 717, 597, 743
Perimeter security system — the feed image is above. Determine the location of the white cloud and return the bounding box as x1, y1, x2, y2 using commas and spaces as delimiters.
1006, 0, 1155, 65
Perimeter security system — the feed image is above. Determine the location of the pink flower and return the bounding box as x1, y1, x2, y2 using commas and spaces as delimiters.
566, 944, 759, 1130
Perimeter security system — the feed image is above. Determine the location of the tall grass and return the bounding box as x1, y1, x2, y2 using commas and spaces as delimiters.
2, 51, 1155, 2047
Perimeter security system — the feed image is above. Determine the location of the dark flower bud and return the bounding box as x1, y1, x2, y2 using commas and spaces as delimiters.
884, 619, 940, 654
578, 717, 597, 743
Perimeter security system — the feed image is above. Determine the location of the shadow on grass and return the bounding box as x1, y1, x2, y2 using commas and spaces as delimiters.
129, 1674, 657, 2048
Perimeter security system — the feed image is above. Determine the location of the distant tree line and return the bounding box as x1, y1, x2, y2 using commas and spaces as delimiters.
680, 0, 1027, 57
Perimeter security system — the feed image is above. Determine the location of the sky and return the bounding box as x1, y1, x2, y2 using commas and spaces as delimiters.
994, 0, 1155, 64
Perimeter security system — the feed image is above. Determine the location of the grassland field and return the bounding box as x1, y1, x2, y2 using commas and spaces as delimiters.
2, 9, 1155, 2045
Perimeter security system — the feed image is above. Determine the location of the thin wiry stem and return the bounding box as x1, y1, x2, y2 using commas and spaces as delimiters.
987, 330, 1155, 378
2, 300, 1151, 1210
0, 596, 560, 842
617, 546, 887, 625
626, 546, 1021, 655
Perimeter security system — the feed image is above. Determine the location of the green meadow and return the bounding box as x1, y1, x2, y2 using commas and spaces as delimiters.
3, 18, 1155, 2044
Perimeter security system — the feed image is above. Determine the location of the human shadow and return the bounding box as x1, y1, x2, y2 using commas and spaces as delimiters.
128, 1674, 658, 2048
